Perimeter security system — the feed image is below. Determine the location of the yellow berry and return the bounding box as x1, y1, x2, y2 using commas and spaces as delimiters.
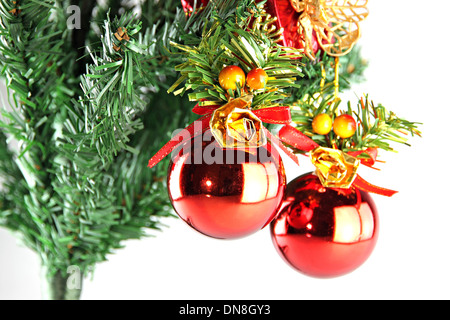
218, 65, 246, 91
246, 68, 268, 90
333, 114, 357, 138
312, 113, 332, 135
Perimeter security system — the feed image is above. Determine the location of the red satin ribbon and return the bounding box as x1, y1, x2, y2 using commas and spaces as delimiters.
278, 124, 397, 197
278, 124, 319, 151
147, 115, 212, 168
347, 148, 378, 167
148, 107, 398, 196
353, 175, 397, 197
148, 104, 297, 168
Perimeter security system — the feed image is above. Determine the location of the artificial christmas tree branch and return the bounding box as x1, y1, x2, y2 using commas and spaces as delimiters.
0, 1, 93, 296
0, 0, 192, 299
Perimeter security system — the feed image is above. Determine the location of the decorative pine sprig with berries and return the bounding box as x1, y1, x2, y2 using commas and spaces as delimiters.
289, 91, 422, 158
167, 0, 304, 109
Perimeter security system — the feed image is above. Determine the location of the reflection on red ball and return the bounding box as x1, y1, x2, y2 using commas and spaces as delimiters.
271, 172, 379, 278
167, 130, 286, 239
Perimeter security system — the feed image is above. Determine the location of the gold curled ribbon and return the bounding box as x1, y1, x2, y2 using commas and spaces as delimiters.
210, 95, 267, 148
310, 147, 360, 188
289, 0, 369, 59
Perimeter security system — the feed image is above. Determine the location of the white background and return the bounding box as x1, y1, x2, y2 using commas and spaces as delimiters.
1, 0, 449, 299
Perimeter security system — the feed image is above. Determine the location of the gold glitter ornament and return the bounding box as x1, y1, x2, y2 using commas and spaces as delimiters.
310, 147, 360, 188
289, 0, 369, 59
209, 95, 267, 149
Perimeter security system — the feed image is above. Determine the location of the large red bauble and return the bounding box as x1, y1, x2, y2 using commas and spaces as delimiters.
270, 172, 379, 278
167, 130, 286, 239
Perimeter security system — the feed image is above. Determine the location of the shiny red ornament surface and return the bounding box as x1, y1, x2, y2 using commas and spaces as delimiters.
168, 130, 286, 239
271, 172, 378, 278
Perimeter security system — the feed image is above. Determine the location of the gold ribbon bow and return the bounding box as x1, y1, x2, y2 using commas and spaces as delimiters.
289, 0, 369, 59
310, 147, 360, 188
210, 95, 267, 148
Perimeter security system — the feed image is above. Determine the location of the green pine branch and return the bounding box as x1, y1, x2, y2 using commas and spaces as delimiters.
284, 46, 368, 103
0, 0, 191, 296
0, 0, 78, 265
289, 91, 422, 156
167, 0, 304, 109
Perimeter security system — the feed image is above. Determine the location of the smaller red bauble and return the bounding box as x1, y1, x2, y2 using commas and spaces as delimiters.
270, 172, 379, 278
333, 114, 357, 138
218, 65, 246, 91
167, 130, 286, 239
246, 68, 268, 90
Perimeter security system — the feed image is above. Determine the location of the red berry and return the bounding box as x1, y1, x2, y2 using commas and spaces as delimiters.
246, 68, 268, 90
333, 114, 357, 138
218, 65, 246, 91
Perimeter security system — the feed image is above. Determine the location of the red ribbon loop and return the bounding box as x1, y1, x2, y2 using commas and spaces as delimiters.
253, 106, 292, 124
148, 115, 211, 168
353, 175, 398, 197
278, 124, 319, 151
192, 103, 292, 124
348, 147, 378, 167
192, 105, 217, 115
263, 127, 299, 166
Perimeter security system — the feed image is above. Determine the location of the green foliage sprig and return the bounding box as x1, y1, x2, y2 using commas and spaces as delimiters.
290, 91, 422, 156
0, 0, 192, 291
167, 0, 304, 109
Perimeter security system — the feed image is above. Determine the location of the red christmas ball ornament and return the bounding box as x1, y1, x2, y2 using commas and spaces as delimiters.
168, 130, 286, 239
270, 172, 379, 278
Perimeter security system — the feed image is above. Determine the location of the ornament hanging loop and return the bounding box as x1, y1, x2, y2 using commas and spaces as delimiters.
333, 56, 340, 103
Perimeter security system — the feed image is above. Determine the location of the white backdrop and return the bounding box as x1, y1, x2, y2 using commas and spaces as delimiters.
1, 0, 449, 300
